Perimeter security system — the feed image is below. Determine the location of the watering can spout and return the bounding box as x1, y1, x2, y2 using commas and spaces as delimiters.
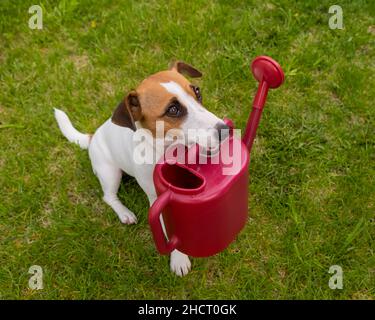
242, 56, 285, 152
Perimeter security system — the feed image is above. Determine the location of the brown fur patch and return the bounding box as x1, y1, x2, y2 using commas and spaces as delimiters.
135, 70, 198, 136
112, 99, 136, 130
169, 61, 202, 78
112, 66, 203, 137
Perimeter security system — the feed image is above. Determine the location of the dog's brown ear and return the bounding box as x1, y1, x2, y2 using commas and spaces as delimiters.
111, 91, 141, 131
169, 61, 202, 78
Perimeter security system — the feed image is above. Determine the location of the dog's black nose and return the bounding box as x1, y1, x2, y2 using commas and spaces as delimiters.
215, 123, 230, 142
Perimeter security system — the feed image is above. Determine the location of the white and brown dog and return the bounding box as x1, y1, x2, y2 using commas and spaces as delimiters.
54, 61, 228, 276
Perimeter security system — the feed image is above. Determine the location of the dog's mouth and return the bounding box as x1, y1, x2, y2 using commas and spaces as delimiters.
164, 126, 224, 158
199, 145, 220, 157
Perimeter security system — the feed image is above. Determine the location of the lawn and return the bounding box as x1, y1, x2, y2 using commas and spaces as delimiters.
0, 0, 374, 299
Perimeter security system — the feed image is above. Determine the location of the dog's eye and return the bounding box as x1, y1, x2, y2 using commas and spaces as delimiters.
191, 85, 202, 103
166, 102, 183, 117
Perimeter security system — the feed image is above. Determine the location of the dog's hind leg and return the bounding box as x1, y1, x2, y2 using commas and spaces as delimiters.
93, 163, 137, 224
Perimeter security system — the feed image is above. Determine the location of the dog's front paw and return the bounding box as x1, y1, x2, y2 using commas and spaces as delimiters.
170, 250, 191, 277
118, 210, 138, 225
102, 195, 138, 225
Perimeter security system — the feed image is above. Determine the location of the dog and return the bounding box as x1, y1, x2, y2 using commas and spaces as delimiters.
54, 61, 229, 276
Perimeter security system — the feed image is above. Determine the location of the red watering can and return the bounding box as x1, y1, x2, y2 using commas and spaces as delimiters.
149, 56, 285, 257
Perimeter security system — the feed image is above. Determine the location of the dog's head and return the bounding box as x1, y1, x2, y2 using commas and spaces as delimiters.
112, 61, 229, 151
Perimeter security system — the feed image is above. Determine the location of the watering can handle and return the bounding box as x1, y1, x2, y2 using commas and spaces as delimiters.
148, 190, 179, 255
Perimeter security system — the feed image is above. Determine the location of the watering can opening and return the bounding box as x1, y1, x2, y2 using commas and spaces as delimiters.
160, 163, 206, 194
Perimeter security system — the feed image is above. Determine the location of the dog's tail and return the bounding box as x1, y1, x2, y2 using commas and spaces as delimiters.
54, 108, 91, 150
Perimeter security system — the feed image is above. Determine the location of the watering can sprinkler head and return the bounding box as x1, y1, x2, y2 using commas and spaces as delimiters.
251, 56, 285, 89
242, 56, 285, 152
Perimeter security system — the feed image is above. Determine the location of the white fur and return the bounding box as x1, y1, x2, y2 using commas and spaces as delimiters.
54, 108, 90, 149
54, 81, 223, 277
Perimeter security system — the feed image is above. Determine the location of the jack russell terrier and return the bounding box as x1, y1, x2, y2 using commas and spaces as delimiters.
54, 61, 229, 276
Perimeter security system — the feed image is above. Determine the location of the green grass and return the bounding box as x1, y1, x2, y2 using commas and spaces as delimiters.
0, 0, 374, 299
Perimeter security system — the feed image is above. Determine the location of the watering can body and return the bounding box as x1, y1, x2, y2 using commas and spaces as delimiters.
149, 135, 250, 257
